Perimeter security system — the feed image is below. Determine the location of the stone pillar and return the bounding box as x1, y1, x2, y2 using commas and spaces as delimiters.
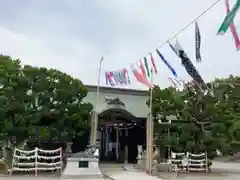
89, 110, 98, 146
124, 129, 128, 164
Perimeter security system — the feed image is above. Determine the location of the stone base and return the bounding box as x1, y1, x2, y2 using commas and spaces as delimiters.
63, 156, 103, 179
136, 159, 146, 170
155, 163, 172, 172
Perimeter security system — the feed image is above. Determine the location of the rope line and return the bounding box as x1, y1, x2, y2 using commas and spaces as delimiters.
138, 0, 221, 60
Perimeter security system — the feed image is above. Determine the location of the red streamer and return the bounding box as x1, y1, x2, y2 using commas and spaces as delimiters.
225, 0, 240, 50
131, 65, 152, 88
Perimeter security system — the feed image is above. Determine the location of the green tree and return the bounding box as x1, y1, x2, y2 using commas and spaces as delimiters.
180, 84, 232, 157
0, 55, 93, 144
0, 55, 29, 145
21, 64, 93, 141
150, 82, 233, 159
149, 86, 184, 157
213, 76, 240, 152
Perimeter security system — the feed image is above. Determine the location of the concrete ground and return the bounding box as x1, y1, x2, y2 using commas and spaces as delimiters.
158, 173, 240, 180
0, 173, 239, 180
211, 161, 240, 173
1, 161, 240, 180
158, 161, 240, 180
102, 161, 240, 180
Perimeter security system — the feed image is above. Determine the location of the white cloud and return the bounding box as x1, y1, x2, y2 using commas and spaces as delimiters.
0, 26, 103, 85
0, 0, 239, 90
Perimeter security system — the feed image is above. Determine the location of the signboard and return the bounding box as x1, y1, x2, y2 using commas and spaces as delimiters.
78, 161, 89, 168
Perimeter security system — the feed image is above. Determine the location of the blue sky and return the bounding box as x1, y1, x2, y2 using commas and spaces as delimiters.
0, 0, 239, 89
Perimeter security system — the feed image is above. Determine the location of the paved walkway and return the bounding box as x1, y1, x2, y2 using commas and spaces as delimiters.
159, 174, 240, 180
1, 161, 240, 180
211, 161, 240, 172
106, 161, 240, 180
109, 171, 160, 180
100, 163, 161, 179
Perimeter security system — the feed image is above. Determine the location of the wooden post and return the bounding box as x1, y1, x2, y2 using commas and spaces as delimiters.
105, 125, 108, 157
146, 114, 153, 174
146, 115, 149, 173
124, 129, 128, 164
35, 147, 38, 176
60, 147, 62, 178
116, 128, 119, 160
205, 150, 208, 172
10, 148, 16, 176
149, 114, 153, 173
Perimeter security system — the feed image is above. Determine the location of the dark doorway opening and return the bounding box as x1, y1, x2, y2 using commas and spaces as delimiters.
99, 125, 145, 163
98, 108, 145, 164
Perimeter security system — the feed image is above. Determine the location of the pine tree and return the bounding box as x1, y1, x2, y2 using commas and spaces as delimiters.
151, 81, 233, 159
215, 76, 240, 153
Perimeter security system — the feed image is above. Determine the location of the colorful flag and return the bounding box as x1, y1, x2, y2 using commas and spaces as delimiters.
150, 53, 158, 74
169, 40, 207, 90
195, 22, 202, 62
139, 60, 146, 77
123, 68, 131, 84
169, 42, 178, 56
173, 78, 182, 86
144, 57, 151, 78
105, 71, 115, 86
131, 64, 152, 88
217, 0, 240, 34
168, 77, 178, 88
156, 49, 178, 77
225, 0, 240, 50
105, 69, 130, 86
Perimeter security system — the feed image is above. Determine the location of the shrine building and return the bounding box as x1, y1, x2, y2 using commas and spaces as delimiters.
83, 85, 149, 163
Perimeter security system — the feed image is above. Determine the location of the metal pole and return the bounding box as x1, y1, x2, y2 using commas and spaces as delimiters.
96, 56, 104, 103
92, 56, 104, 145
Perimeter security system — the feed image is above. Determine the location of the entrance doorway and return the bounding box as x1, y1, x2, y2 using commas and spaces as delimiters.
98, 109, 145, 163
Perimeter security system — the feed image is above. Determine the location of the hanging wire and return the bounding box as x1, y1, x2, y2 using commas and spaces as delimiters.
137, 0, 221, 61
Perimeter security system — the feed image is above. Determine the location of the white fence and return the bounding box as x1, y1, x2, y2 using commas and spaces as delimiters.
171, 151, 208, 172
11, 147, 62, 176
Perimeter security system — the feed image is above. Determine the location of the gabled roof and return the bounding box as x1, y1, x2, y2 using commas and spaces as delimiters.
107, 97, 125, 106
